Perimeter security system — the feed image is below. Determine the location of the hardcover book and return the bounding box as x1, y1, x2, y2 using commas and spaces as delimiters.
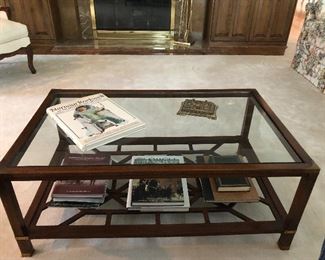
197, 154, 250, 192
50, 153, 110, 207
51, 180, 107, 204
131, 155, 185, 165
126, 155, 190, 212
130, 178, 186, 206
197, 154, 259, 203
46, 93, 145, 151
215, 177, 251, 192
62, 153, 111, 166
209, 177, 259, 203
126, 178, 190, 211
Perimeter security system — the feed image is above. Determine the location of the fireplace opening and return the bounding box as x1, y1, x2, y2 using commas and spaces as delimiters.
92, 0, 172, 31
84, 0, 192, 47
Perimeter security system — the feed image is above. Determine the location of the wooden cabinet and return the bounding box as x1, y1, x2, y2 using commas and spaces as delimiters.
206, 0, 298, 54
210, 0, 254, 42
250, 0, 296, 42
2, 0, 298, 54
7, 0, 57, 40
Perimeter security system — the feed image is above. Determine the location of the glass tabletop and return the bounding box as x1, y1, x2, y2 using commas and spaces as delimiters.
13, 92, 302, 168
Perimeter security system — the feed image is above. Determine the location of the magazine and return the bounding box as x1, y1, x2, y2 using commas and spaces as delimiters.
46, 93, 145, 151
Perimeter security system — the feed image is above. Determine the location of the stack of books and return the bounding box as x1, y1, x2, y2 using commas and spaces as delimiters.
126, 155, 190, 212
198, 155, 259, 203
46, 93, 145, 152
50, 180, 108, 208
49, 153, 110, 208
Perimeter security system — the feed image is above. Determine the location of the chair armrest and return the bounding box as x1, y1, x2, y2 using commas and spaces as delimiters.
0, 7, 10, 20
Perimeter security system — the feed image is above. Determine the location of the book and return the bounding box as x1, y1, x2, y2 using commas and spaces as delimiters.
50, 153, 110, 207
48, 201, 102, 208
126, 178, 190, 212
46, 93, 145, 151
216, 177, 251, 192
209, 178, 259, 203
129, 178, 187, 206
197, 154, 250, 192
197, 154, 259, 203
126, 155, 190, 212
131, 155, 185, 165
51, 180, 107, 204
62, 152, 111, 166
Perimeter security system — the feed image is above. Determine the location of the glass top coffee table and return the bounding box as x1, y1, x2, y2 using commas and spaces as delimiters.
0, 89, 319, 257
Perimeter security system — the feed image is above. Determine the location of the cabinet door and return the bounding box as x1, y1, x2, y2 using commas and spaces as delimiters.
250, 0, 296, 42
8, 0, 56, 40
210, 0, 254, 42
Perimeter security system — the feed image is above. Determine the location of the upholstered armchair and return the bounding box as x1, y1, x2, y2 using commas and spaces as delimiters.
292, 0, 324, 93
0, 7, 36, 74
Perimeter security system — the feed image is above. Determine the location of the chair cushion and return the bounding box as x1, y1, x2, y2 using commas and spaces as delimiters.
0, 18, 29, 44
0, 36, 30, 54
0, 11, 8, 19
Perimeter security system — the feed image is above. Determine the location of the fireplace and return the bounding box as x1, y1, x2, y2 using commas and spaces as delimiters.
83, 0, 192, 46
92, 0, 173, 31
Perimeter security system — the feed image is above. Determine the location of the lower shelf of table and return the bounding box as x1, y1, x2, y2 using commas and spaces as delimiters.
23, 177, 288, 241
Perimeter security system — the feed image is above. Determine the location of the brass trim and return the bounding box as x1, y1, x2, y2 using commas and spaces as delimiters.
170, 0, 176, 36
283, 230, 296, 235
89, 0, 97, 39
96, 30, 172, 40
15, 236, 30, 241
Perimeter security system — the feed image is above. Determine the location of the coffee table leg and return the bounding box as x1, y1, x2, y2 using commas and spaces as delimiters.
278, 173, 318, 250
0, 180, 34, 257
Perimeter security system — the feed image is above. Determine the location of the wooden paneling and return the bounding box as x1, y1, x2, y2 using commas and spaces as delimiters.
250, 0, 297, 42
8, 0, 56, 40
56, 0, 81, 40
269, 0, 297, 41
211, 0, 233, 41
206, 0, 297, 53
0, 0, 7, 7
210, 0, 255, 42
7, 0, 25, 23
231, 0, 254, 40
250, 0, 275, 41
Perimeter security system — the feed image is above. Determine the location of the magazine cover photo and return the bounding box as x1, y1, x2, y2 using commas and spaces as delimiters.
70, 103, 127, 138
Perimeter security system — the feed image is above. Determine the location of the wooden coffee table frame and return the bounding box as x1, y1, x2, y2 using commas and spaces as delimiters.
0, 89, 319, 257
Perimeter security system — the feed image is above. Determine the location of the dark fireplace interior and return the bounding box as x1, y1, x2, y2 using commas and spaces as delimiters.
94, 0, 172, 31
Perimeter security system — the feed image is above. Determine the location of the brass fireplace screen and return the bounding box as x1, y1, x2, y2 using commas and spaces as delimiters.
77, 0, 193, 45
